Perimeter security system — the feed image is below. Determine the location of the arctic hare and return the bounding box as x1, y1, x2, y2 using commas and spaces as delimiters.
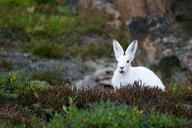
111, 39, 165, 90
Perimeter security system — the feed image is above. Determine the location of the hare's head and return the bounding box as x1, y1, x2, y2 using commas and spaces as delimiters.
113, 39, 138, 74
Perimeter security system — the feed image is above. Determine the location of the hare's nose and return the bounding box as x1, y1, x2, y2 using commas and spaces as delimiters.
120, 67, 124, 69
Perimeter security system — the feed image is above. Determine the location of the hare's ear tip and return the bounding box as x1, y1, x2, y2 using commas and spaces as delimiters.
113, 39, 119, 45
132, 40, 138, 45
113, 39, 117, 42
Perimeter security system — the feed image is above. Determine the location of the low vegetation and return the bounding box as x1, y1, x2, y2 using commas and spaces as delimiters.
0, 0, 117, 59
0, 72, 192, 127
29, 70, 65, 85
43, 100, 190, 128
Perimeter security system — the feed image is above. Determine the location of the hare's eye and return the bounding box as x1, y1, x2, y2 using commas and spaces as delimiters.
127, 60, 129, 63
115, 60, 118, 63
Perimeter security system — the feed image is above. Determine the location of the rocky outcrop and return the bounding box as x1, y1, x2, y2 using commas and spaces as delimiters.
77, 0, 171, 22
0, 50, 87, 83
117, 0, 170, 21
126, 15, 192, 84
1, 0, 192, 87
75, 58, 114, 88
74, 21, 191, 87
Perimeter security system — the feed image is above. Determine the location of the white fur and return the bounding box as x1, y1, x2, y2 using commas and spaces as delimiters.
111, 39, 165, 90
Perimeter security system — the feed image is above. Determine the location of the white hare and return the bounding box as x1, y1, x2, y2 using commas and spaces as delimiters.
111, 39, 165, 90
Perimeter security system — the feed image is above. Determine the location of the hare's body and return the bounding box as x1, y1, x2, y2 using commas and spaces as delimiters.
111, 39, 165, 90
112, 66, 165, 90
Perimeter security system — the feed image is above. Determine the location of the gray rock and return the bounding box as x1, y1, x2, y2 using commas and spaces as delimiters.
124, 14, 192, 85
0, 50, 87, 83
75, 58, 115, 88
183, 53, 192, 73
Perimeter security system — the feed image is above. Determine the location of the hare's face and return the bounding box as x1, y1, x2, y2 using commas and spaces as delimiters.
116, 55, 131, 74
113, 39, 138, 74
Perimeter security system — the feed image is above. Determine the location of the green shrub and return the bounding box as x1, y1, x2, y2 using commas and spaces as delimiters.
0, 0, 34, 6
0, 12, 71, 37
0, 2, 73, 37
56, 5, 75, 17
70, 43, 112, 58
0, 71, 50, 91
146, 109, 189, 127
0, 1, 115, 59
28, 80, 49, 90
0, 76, 192, 127
46, 100, 190, 128
16, 83, 192, 119
0, 119, 25, 128
74, 9, 109, 34
24, 39, 65, 58
29, 71, 65, 85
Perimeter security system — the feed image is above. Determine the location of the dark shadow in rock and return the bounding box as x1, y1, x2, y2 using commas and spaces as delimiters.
154, 55, 181, 80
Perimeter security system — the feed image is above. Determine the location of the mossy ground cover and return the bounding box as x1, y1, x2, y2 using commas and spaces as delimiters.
0, 72, 192, 127
0, 0, 118, 59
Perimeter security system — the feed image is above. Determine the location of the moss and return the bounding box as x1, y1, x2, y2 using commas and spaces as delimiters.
0, 1, 115, 58
70, 43, 113, 58
24, 39, 65, 58
0, 2, 73, 37
56, 5, 75, 17
59, 8, 112, 46
0, 0, 34, 6
0, 12, 71, 38
29, 71, 65, 85
73, 9, 110, 35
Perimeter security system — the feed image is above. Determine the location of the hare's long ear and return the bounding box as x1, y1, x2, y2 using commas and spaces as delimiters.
125, 40, 138, 61
113, 39, 124, 59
